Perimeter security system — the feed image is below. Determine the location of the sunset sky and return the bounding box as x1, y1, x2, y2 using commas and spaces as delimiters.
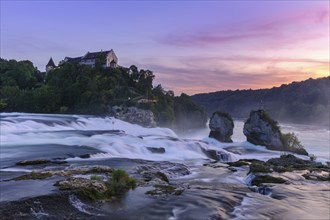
1, 1, 329, 95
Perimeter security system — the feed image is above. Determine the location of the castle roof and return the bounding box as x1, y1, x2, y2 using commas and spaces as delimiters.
65, 56, 82, 63
82, 50, 112, 60
46, 57, 56, 67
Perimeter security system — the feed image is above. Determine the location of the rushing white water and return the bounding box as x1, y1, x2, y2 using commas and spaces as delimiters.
1, 113, 329, 220
0, 112, 328, 167
179, 120, 330, 161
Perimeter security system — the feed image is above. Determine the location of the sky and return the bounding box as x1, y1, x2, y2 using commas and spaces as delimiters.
1, 0, 329, 95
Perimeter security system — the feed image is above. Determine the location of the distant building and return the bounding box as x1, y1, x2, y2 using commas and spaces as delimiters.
46, 49, 118, 73
46, 57, 56, 73
62, 49, 118, 68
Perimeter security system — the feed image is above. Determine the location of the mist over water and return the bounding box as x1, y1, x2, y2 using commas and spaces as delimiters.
1, 112, 329, 169
178, 120, 330, 160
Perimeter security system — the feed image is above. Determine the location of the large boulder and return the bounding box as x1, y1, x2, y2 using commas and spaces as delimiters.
110, 106, 156, 127
208, 111, 234, 143
243, 110, 283, 148
243, 110, 308, 155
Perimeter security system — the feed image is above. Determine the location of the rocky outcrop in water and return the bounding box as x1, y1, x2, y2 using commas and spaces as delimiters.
10, 165, 114, 181
16, 159, 67, 165
110, 106, 156, 127
243, 110, 283, 148
55, 177, 108, 192
243, 110, 308, 155
201, 148, 232, 162
136, 161, 189, 196
146, 147, 165, 154
208, 111, 234, 143
136, 161, 190, 184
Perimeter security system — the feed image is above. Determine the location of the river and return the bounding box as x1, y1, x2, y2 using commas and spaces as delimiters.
0, 113, 329, 219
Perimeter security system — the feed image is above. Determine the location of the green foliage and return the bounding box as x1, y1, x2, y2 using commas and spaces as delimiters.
0, 59, 41, 89
156, 172, 169, 183
105, 169, 137, 196
249, 161, 272, 174
213, 111, 234, 128
95, 52, 107, 68
60, 106, 68, 113
16, 159, 50, 166
173, 93, 208, 130
227, 160, 249, 167
149, 84, 175, 127
280, 132, 308, 155
257, 109, 280, 133
251, 175, 286, 186
0, 99, 8, 110
280, 132, 301, 148
77, 187, 106, 201
13, 171, 53, 180
54, 169, 136, 201
90, 175, 102, 181
0, 58, 207, 129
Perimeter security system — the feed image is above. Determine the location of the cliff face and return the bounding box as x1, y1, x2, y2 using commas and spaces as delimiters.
110, 106, 156, 128
192, 77, 330, 126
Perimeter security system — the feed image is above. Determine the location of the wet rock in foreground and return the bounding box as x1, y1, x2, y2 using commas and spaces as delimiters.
251, 175, 286, 186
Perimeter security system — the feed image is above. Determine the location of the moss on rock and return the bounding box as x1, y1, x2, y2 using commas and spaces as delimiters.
156, 172, 169, 183
146, 184, 184, 196
268, 154, 311, 170
16, 160, 50, 166
251, 175, 286, 186
55, 169, 137, 201
213, 111, 234, 128
13, 171, 53, 180
227, 160, 249, 167
249, 161, 272, 174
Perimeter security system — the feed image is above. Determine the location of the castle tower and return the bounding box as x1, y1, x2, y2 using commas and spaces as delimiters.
46, 57, 56, 73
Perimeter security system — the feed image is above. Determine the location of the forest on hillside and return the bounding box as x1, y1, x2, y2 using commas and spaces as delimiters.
0, 58, 207, 129
192, 77, 330, 126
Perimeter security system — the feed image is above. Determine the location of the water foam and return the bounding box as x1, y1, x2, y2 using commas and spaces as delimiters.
68, 194, 103, 216
1, 113, 327, 163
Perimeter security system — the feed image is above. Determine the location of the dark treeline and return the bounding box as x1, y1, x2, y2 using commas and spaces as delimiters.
192, 77, 330, 126
0, 58, 207, 129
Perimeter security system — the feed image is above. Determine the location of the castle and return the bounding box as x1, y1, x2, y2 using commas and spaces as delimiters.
46, 49, 118, 72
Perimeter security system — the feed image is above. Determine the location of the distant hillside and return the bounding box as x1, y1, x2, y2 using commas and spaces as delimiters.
192, 77, 330, 126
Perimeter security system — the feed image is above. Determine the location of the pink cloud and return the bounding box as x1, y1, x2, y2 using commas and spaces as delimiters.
158, 6, 329, 48
251, 6, 329, 32
179, 55, 329, 65
161, 33, 262, 46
